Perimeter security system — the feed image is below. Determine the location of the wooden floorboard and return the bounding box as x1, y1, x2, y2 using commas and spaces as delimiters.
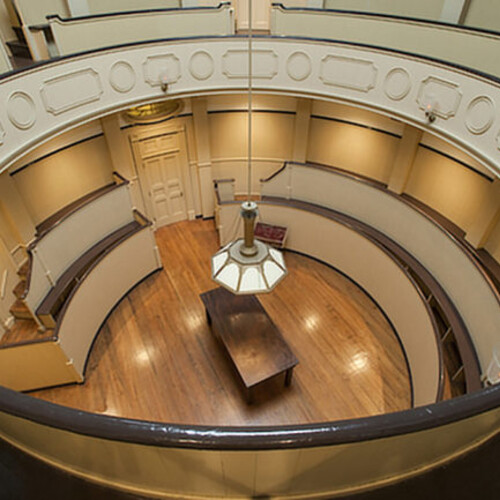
29, 219, 411, 426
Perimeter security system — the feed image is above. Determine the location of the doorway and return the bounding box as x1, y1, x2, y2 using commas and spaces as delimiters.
131, 128, 191, 228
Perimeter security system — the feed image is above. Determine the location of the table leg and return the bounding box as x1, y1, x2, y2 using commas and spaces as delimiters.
285, 368, 294, 387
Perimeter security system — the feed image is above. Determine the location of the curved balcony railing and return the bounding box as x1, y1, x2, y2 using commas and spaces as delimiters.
1, 36, 499, 179
24, 181, 134, 319
216, 196, 443, 406
283, 0, 500, 32
260, 162, 499, 377
48, 3, 234, 57
9, 0, 233, 60
271, 3, 500, 79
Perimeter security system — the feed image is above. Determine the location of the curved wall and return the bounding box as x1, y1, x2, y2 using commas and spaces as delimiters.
0, 37, 499, 179
261, 163, 499, 373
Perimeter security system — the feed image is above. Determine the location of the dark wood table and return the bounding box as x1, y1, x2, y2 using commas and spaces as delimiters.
200, 287, 298, 403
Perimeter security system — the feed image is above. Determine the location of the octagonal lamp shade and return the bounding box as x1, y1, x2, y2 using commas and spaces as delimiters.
211, 238, 287, 295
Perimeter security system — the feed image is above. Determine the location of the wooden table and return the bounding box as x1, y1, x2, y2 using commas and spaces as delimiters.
200, 287, 298, 403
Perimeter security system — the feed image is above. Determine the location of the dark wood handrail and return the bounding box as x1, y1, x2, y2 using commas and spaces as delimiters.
259, 162, 492, 394
53, 210, 151, 341
36, 219, 144, 322
271, 2, 500, 38
33, 172, 129, 242
262, 195, 451, 400
22, 175, 130, 299
213, 178, 235, 205
262, 161, 500, 301
0, 379, 498, 451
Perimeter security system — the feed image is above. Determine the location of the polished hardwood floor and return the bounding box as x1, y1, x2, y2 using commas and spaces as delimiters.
30, 219, 411, 426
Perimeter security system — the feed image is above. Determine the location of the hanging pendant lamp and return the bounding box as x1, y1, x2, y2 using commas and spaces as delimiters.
210, 0, 287, 295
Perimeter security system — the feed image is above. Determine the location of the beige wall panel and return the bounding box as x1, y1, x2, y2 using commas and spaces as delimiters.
421, 133, 493, 180
86, 0, 180, 15
0, 341, 78, 391
307, 118, 399, 183
13, 0, 69, 26
50, 3, 233, 56
207, 93, 298, 113
0, 1, 13, 41
323, 0, 445, 20
464, 0, 500, 31
311, 100, 404, 137
0, 201, 22, 251
280, 0, 310, 6
9, 120, 104, 170
485, 218, 500, 262
0, 30, 11, 74
13, 137, 114, 225
0, 237, 16, 327
209, 112, 294, 162
271, 5, 500, 79
405, 147, 492, 231
211, 159, 283, 195
0, 172, 35, 244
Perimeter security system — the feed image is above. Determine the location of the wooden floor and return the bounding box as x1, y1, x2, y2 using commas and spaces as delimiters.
30, 219, 411, 426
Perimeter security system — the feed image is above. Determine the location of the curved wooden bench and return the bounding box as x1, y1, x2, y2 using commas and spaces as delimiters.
36, 218, 142, 329
34, 172, 128, 239
0, 211, 160, 391
262, 195, 482, 397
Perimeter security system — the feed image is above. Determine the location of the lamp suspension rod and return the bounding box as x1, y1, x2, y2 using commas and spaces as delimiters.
247, 0, 253, 202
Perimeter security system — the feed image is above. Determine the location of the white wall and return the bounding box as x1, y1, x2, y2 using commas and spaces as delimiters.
323, 0, 445, 20
464, 0, 500, 31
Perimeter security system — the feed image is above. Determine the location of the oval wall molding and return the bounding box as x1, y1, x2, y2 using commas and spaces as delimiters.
465, 96, 495, 135
189, 50, 215, 81
286, 51, 312, 81
7, 91, 36, 130
109, 61, 136, 93
384, 67, 412, 101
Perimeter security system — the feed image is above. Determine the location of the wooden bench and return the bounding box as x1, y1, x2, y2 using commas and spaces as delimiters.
36, 220, 141, 329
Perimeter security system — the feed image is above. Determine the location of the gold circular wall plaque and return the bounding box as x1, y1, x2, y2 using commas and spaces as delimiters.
124, 99, 183, 123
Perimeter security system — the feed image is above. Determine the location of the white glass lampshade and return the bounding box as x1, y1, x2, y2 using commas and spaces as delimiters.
211, 238, 287, 295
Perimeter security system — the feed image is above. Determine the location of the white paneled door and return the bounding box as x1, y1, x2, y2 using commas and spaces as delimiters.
142, 151, 187, 227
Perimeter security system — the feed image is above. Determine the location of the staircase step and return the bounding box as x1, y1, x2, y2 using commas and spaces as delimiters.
9, 299, 33, 320
17, 260, 29, 280
6, 39, 31, 59
13, 280, 27, 299
12, 26, 26, 43
0, 319, 53, 348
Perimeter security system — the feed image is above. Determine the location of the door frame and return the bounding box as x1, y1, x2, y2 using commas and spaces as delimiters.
129, 123, 195, 229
